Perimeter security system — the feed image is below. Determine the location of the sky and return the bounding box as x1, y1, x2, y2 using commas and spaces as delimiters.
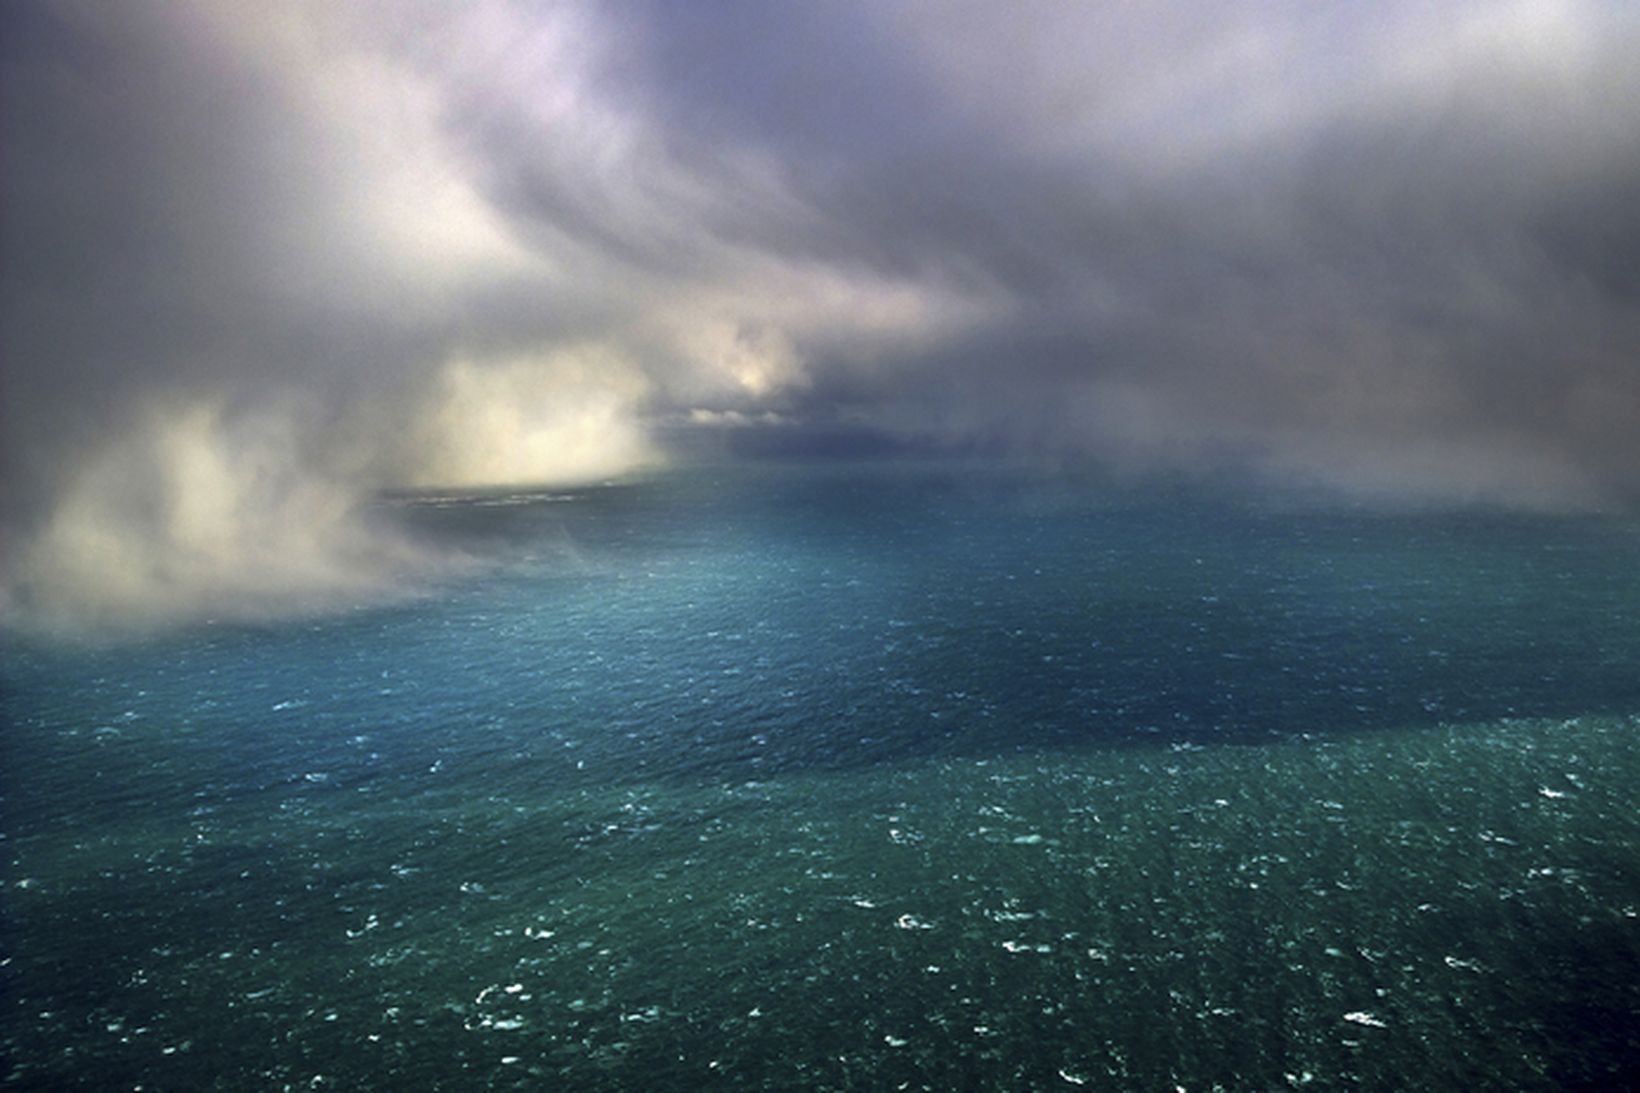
4, 0, 1640, 630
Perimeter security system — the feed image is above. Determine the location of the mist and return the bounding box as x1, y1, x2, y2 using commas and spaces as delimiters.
6, 0, 1640, 632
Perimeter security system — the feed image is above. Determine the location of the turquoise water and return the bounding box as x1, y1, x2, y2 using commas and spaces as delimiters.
4, 464, 1640, 1089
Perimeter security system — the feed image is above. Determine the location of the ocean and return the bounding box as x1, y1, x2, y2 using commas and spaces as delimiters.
4, 462, 1639, 1089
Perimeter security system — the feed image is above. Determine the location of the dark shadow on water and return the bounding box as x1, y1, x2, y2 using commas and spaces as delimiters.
1434, 899, 1640, 1091
445, 465, 1640, 786
8, 463, 1640, 797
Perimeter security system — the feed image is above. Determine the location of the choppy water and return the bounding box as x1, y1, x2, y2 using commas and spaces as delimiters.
5, 463, 1640, 1090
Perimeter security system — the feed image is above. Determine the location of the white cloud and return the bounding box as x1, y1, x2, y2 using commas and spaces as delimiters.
398, 346, 658, 490
6, 399, 423, 635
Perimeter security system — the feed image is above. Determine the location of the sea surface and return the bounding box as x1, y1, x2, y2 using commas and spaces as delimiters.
4, 462, 1640, 1090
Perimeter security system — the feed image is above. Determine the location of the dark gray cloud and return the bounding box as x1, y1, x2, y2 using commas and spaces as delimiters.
589, 0, 1640, 503
5, 0, 1640, 629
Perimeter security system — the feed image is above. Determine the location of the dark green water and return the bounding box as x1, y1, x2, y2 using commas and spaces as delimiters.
5, 464, 1640, 1089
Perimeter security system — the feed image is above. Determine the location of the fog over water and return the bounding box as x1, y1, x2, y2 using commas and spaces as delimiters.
6, 1, 1640, 630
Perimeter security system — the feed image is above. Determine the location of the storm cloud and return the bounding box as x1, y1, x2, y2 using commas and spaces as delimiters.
5, 0, 1640, 629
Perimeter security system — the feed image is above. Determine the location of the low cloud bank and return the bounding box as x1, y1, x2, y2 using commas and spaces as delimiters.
7, 1, 1640, 632
1, 349, 661, 636
4, 401, 415, 635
